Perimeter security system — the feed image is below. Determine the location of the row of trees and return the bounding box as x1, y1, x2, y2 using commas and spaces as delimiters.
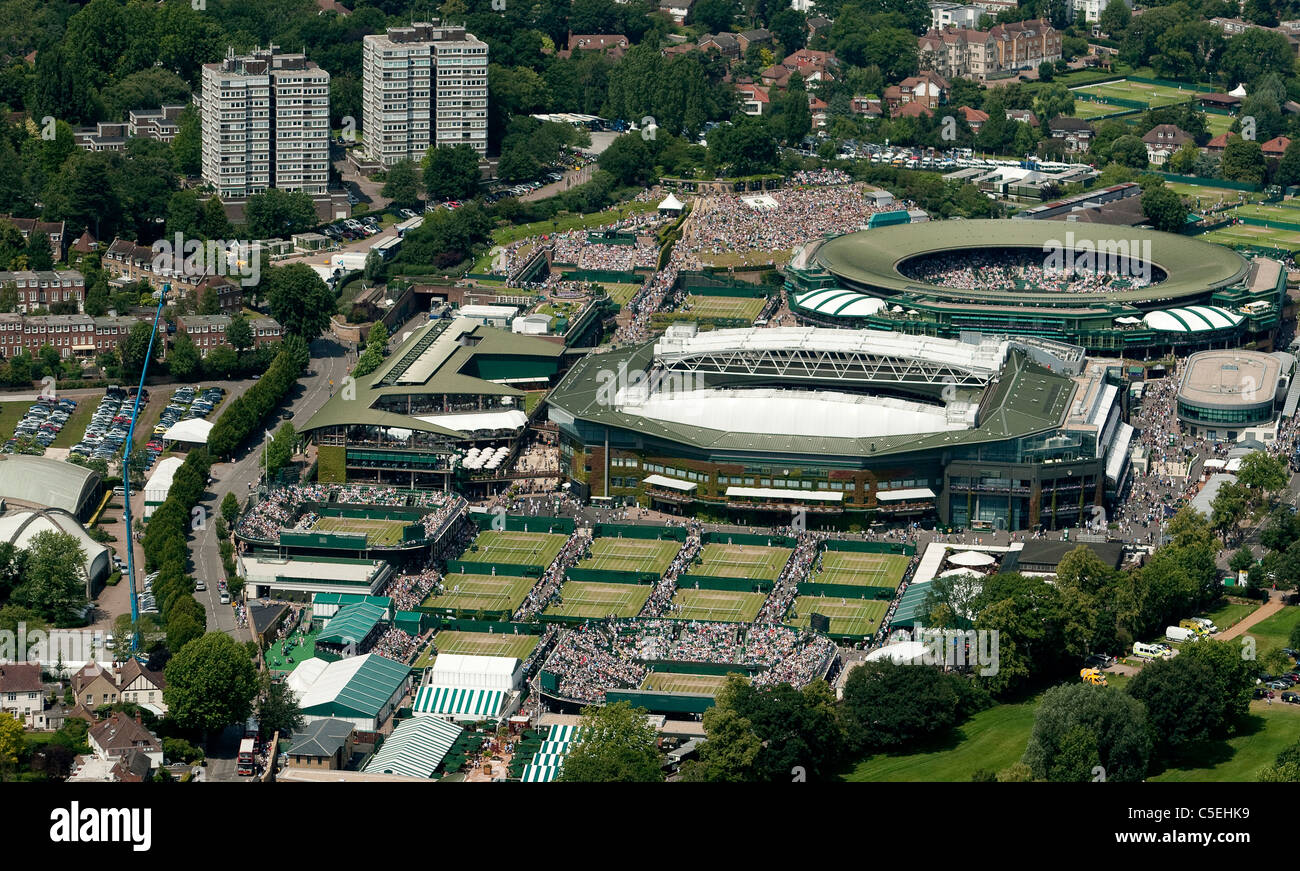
139, 447, 212, 655
207, 337, 309, 459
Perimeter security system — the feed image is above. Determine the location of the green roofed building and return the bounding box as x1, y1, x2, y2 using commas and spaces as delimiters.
364, 715, 462, 779
286, 654, 413, 731
300, 317, 579, 492
316, 602, 387, 658
783, 220, 1284, 356
545, 326, 1132, 531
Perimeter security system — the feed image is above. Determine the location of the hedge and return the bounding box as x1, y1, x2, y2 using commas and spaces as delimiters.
207, 335, 309, 458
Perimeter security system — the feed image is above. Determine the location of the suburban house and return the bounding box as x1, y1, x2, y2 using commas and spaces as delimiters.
558, 33, 628, 61
851, 96, 883, 118
72, 661, 119, 711
959, 105, 990, 133
1048, 116, 1094, 152
117, 659, 167, 715
698, 32, 741, 58
0, 216, 65, 262
87, 711, 164, 769
285, 718, 356, 770
1005, 108, 1039, 126
736, 29, 773, 53
0, 663, 45, 728
1262, 135, 1292, 159
884, 71, 950, 110
657, 0, 695, 25
736, 81, 772, 115
1141, 124, 1193, 166
806, 15, 832, 39
1205, 132, 1235, 155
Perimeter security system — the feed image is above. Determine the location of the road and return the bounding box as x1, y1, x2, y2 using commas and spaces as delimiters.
191, 336, 355, 638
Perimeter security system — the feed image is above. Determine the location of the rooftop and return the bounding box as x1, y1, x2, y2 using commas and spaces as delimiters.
1178, 350, 1284, 408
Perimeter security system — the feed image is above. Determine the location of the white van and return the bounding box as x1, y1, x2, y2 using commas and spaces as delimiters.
1133, 641, 1172, 660
1165, 626, 1196, 643
1190, 617, 1219, 634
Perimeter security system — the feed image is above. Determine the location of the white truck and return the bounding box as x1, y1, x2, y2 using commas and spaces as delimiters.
1166, 626, 1197, 643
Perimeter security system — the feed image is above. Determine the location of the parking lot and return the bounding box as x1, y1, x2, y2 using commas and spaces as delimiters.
3, 394, 79, 455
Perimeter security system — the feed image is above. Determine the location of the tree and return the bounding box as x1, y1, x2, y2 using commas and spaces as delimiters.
0, 712, 22, 781
264, 422, 296, 478
1110, 135, 1149, 169
1237, 451, 1288, 496
242, 189, 318, 240
168, 331, 201, 381
1140, 184, 1186, 233
1037, 61, 1054, 82
680, 705, 762, 782
840, 659, 980, 752
1023, 683, 1152, 782
120, 320, 161, 381
1229, 546, 1256, 576
1033, 83, 1074, 122
770, 8, 807, 53
381, 159, 422, 208
266, 264, 335, 339
690, 0, 738, 32
1278, 138, 1300, 189
558, 700, 664, 782
1220, 138, 1266, 186
423, 144, 482, 202
710, 118, 778, 176
165, 611, 203, 653
1099, 0, 1131, 35
1127, 639, 1254, 756
255, 670, 304, 737
220, 492, 241, 529
12, 531, 87, 625
226, 314, 253, 352
1259, 739, 1300, 782
1166, 142, 1201, 175
163, 632, 259, 736
598, 133, 655, 187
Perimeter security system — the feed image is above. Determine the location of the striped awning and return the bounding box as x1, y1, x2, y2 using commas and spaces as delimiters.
540, 724, 577, 753
1142, 306, 1244, 333
413, 685, 506, 719
363, 715, 462, 778
529, 752, 567, 768
793, 288, 886, 318
521, 764, 558, 782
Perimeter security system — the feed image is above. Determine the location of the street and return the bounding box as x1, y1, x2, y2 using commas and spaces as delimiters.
190, 337, 354, 638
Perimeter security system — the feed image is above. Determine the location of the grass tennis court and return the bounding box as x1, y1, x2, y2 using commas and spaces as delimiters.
668, 588, 767, 623
313, 515, 407, 547
1070, 100, 1135, 120
693, 542, 791, 582
465, 529, 568, 569
639, 672, 731, 695
544, 580, 651, 619
1072, 79, 1197, 108
576, 536, 683, 576
785, 595, 888, 637
602, 283, 641, 306
679, 294, 767, 322
1233, 202, 1300, 222
1203, 222, 1300, 251
813, 551, 910, 590
416, 630, 540, 668
1167, 182, 1255, 211
421, 573, 537, 615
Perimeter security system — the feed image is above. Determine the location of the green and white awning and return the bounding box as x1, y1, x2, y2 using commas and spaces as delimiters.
413, 685, 506, 720
540, 724, 577, 753
1142, 306, 1244, 333
792, 289, 886, 318
363, 715, 462, 779
521, 764, 558, 782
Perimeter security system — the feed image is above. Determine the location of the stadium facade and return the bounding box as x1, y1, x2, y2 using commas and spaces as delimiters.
783, 220, 1284, 356
1175, 349, 1294, 440
545, 325, 1131, 531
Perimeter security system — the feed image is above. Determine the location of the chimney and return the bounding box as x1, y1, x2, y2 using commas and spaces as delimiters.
135, 712, 142, 726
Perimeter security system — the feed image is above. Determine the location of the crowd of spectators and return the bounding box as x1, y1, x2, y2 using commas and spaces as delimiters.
513, 529, 591, 620
900, 250, 1155, 294
388, 568, 441, 611
546, 622, 646, 702
235, 484, 464, 542
372, 626, 422, 662
790, 168, 852, 186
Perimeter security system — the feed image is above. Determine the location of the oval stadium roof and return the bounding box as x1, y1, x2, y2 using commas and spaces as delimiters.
1142, 306, 1244, 333
814, 219, 1249, 306
0, 455, 101, 516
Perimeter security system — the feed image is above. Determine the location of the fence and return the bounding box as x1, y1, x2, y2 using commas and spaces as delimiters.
643, 660, 764, 676
701, 531, 797, 548
1237, 216, 1300, 233
1125, 75, 1218, 93
436, 618, 544, 635
565, 567, 658, 584
594, 523, 688, 541
560, 269, 647, 283
471, 513, 576, 534
1154, 171, 1259, 192
676, 573, 774, 593
822, 539, 915, 556
444, 560, 542, 578
675, 270, 780, 297
796, 581, 895, 600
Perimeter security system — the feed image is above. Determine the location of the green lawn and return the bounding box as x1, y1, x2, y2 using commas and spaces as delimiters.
0, 400, 38, 441
1202, 599, 1260, 632
842, 694, 1041, 781
1203, 222, 1300, 251
490, 201, 659, 247
1241, 605, 1300, 656
1148, 705, 1300, 782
